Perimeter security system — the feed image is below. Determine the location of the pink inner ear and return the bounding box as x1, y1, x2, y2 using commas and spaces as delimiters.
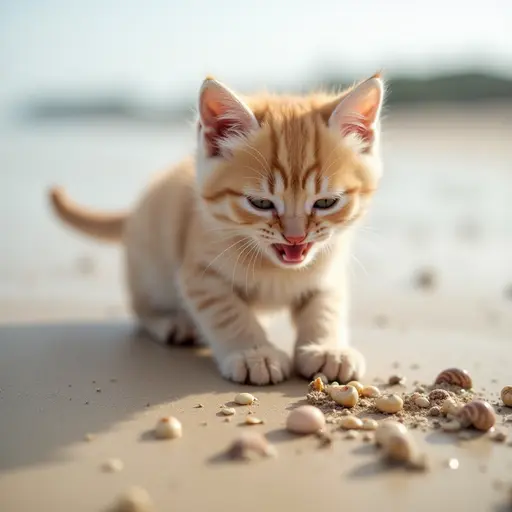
199, 84, 256, 157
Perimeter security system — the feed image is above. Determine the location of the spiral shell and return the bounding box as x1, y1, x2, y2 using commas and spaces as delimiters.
434, 368, 472, 389
457, 400, 496, 431
501, 386, 512, 407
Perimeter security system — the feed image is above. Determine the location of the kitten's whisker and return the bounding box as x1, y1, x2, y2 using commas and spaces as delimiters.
202, 237, 250, 276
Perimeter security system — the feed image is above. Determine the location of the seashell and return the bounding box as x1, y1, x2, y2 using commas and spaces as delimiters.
221, 407, 236, 416
375, 420, 408, 447
345, 430, 359, 440
361, 385, 381, 398
383, 433, 417, 463
501, 386, 512, 407
330, 385, 359, 408
338, 416, 364, 430
428, 389, 451, 401
286, 405, 325, 434
415, 396, 430, 408
154, 416, 182, 439
245, 416, 264, 425
361, 418, 378, 431
234, 393, 257, 405
108, 486, 154, 512
457, 400, 496, 431
309, 377, 325, 393
441, 398, 462, 417
376, 394, 404, 414
226, 432, 276, 460
435, 368, 472, 389
347, 381, 364, 395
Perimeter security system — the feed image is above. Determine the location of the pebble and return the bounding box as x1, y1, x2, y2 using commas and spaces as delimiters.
84, 433, 95, 442
226, 432, 276, 460
383, 432, 418, 464
429, 389, 451, 401
339, 416, 363, 430
154, 416, 182, 439
310, 377, 325, 392
361, 385, 381, 398
362, 432, 375, 442
107, 486, 154, 512
345, 430, 359, 440
415, 396, 431, 408
441, 398, 462, 417
376, 394, 404, 414
330, 385, 359, 408
221, 407, 236, 416
414, 268, 437, 290
234, 393, 256, 405
313, 373, 328, 384
490, 430, 507, 443
102, 458, 124, 473
286, 405, 326, 434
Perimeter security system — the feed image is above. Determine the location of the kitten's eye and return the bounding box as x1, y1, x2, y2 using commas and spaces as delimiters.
313, 197, 339, 209
247, 197, 275, 210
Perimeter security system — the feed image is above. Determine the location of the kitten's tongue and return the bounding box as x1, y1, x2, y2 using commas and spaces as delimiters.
277, 243, 308, 262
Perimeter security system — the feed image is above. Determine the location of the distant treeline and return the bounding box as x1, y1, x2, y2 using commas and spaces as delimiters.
20, 72, 512, 124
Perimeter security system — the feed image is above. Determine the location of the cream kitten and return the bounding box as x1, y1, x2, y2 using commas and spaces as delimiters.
49, 74, 384, 385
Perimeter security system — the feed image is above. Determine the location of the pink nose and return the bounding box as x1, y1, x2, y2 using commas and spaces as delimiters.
284, 235, 307, 244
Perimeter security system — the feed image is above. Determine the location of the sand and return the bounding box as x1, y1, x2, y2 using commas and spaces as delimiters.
1, 107, 512, 511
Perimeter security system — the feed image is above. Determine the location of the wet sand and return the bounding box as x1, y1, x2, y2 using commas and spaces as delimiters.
0, 107, 511, 511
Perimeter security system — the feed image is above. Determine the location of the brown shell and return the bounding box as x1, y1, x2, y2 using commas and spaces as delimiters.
457, 400, 496, 431
434, 368, 473, 389
501, 386, 512, 407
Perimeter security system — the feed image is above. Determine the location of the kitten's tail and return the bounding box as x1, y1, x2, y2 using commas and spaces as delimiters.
48, 187, 126, 243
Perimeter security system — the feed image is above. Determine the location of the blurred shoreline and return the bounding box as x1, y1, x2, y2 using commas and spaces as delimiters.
14, 71, 512, 126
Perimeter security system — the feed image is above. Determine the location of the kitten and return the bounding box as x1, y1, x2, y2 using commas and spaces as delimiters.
49, 73, 384, 385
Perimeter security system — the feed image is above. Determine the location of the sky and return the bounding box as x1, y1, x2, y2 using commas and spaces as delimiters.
1, 0, 511, 107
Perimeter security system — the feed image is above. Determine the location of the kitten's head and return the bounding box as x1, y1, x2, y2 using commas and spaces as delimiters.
196, 74, 384, 269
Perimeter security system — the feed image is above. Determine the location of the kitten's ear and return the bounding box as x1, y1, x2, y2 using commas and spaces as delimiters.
328, 74, 384, 151
198, 77, 259, 158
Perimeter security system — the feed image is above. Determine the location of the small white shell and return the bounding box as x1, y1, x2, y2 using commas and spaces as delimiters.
383, 433, 417, 463
234, 393, 257, 405
375, 421, 408, 447
286, 405, 326, 434
501, 386, 512, 407
221, 407, 236, 416
376, 394, 404, 414
338, 416, 364, 430
415, 396, 431, 409
108, 486, 154, 512
361, 385, 381, 398
154, 417, 182, 439
330, 385, 359, 408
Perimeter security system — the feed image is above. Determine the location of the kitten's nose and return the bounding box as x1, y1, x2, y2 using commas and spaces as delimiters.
284, 234, 307, 244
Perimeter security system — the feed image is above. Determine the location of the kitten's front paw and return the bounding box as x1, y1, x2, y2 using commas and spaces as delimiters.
295, 345, 366, 383
219, 346, 292, 385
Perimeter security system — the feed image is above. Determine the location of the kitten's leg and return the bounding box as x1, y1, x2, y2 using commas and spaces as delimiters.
292, 290, 365, 383
133, 300, 197, 346
178, 269, 291, 385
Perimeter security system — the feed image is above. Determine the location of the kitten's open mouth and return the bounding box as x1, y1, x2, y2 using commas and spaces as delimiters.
271, 243, 313, 264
